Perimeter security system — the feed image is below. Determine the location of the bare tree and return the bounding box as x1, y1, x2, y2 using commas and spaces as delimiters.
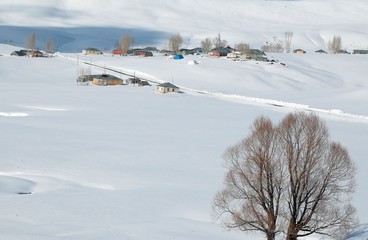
118, 33, 134, 55
328, 36, 342, 54
45, 39, 55, 54
261, 43, 284, 53
213, 116, 286, 240
236, 43, 250, 55
24, 32, 36, 56
201, 37, 212, 54
213, 33, 227, 49
279, 112, 357, 240
168, 33, 183, 54
285, 32, 293, 53
213, 112, 358, 240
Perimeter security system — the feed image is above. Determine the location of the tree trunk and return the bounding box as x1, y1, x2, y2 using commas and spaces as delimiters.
286, 220, 299, 240
266, 231, 276, 240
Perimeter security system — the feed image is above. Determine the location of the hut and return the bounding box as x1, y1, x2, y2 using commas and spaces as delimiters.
156, 82, 180, 93
83, 48, 102, 55
353, 50, 368, 54
315, 49, 327, 54
293, 49, 306, 54
92, 73, 124, 86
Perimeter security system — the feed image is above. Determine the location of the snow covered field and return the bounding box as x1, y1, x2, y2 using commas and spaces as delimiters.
1, 43, 368, 240
1, 0, 368, 239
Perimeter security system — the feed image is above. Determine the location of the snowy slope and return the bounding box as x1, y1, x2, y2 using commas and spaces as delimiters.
1, 0, 368, 51
1, 0, 368, 239
1, 43, 368, 240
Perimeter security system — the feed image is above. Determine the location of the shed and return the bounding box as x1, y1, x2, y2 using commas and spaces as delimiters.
293, 49, 306, 54
127, 77, 142, 85
156, 82, 179, 93
83, 48, 102, 55
92, 73, 124, 86
112, 49, 123, 55
315, 49, 327, 54
353, 50, 368, 54
138, 80, 151, 87
337, 50, 350, 54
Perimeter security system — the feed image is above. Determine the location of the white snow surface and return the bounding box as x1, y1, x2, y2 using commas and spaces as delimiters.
1, 42, 368, 240
1, 1, 368, 239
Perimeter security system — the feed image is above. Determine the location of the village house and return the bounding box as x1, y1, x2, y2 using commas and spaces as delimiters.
82, 48, 102, 55
156, 82, 180, 93
353, 49, 368, 54
246, 49, 268, 61
11, 49, 44, 57
112, 49, 123, 55
337, 49, 350, 54
315, 49, 327, 54
92, 73, 124, 86
208, 46, 233, 57
293, 49, 306, 54
126, 77, 142, 85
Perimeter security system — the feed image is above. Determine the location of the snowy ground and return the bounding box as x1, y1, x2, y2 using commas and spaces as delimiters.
1, 0, 368, 239
0, 43, 368, 239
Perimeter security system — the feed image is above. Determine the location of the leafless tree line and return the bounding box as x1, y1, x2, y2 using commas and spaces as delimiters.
213, 112, 357, 240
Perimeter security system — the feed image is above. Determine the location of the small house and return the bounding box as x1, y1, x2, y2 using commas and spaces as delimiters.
208, 47, 232, 57
92, 73, 124, 86
245, 49, 268, 61
353, 50, 368, 54
315, 49, 327, 54
83, 48, 102, 55
11, 49, 44, 57
337, 50, 350, 54
138, 80, 151, 87
293, 49, 306, 54
126, 77, 142, 85
130, 49, 153, 57
156, 82, 179, 93
112, 49, 123, 55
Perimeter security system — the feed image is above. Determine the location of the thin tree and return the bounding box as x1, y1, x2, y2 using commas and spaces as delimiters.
279, 112, 357, 240
168, 33, 183, 54
201, 37, 212, 54
285, 32, 293, 53
213, 33, 227, 49
24, 32, 36, 56
45, 39, 55, 55
118, 33, 134, 55
213, 112, 358, 240
213, 116, 286, 240
328, 35, 342, 54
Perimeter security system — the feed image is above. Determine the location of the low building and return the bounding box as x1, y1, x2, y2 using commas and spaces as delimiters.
11, 49, 44, 57
353, 49, 368, 54
83, 48, 102, 55
92, 73, 124, 86
126, 77, 142, 85
246, 49, 268, 61
156, 82, 179, 93
293, 49, 306, 54
337, 49, 350, 54
138, 80, 151, 87
315, 49, 327, 54
112, 49, 123, 55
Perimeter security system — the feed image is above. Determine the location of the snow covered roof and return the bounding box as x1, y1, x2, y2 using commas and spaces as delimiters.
157, 82, 179, 89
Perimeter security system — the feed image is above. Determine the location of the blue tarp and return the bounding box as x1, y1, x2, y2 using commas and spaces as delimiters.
173, 54, 184, 60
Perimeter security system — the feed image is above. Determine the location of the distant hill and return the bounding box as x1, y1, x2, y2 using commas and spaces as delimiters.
1, 0, 368, 52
